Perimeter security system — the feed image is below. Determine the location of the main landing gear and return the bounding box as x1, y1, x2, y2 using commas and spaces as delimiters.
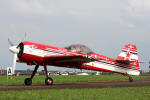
128, 75, 133, 82
24, 65, 53, 86
122, 74, 133, 82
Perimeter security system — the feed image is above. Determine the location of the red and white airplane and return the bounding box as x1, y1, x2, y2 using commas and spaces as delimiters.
9, 40, 140, 85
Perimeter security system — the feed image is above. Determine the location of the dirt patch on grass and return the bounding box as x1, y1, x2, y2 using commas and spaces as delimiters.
0, 79, 150, 91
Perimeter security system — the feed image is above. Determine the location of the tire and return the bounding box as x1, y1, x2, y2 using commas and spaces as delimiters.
129, 76, 133, 82
24, 78, 32, 85
45, 77, 53, 85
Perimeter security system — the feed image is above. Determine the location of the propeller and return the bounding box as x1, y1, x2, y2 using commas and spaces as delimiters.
8, 33, 27, 75
8, 38, 20, 75
12, 54, 17, 74
8, 38, 14, 46
22, 32, 27, 42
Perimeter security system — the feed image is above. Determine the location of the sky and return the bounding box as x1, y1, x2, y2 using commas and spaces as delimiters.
0, 0, 150, 71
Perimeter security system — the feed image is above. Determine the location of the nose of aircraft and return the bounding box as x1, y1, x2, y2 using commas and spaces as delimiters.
9, 46, 19, 54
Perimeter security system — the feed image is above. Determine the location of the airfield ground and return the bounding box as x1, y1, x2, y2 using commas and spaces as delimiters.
0, 75, 150, 100
0, 79, 150, 91
0, 86, 150, 100
0, 75, 149, 90
0, 75, 147, 85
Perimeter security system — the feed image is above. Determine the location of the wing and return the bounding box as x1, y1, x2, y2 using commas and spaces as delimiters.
43, 55, 91, 67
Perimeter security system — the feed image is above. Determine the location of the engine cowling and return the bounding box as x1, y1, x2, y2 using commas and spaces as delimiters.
17, 42, 24, 58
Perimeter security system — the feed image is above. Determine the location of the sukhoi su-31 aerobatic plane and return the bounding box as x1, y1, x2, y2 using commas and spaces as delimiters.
8, 40, 141, 85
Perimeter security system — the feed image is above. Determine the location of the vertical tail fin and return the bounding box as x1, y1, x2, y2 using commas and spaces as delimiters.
116, 44, 140, 70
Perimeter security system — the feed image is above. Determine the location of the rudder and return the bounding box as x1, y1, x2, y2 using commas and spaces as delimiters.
116, 44, 139, 70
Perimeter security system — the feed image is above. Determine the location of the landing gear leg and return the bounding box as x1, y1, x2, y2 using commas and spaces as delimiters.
128, 75, 133, 82
44, 65, 53, 85
24, 65, 39, 85
122, 73, 133, 82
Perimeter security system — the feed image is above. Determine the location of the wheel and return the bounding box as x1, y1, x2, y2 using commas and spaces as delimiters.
129, 76, 133, 82
45, 77, 53, 85
24, 78, 32, 85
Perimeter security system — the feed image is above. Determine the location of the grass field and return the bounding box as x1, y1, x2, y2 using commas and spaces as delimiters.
0, 75, 149, 100
0, 75, 148, 85
0, 86, 150, 100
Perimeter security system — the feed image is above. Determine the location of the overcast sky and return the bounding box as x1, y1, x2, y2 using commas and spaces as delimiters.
0, 0, 150, 71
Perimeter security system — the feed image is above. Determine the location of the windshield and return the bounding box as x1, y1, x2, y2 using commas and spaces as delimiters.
65, 44, 93, 54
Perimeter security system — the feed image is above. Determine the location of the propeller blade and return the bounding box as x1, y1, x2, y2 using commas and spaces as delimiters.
12, 54, 17, 75
8, 38, 14, 46
21, 32, 27, 42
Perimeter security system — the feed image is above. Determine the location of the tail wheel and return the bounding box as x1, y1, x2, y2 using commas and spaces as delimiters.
45, 77, 53, 85
129, 76, 133, 82
25, 78, 32, 85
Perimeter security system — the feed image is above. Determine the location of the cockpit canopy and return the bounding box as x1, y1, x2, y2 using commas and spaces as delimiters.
65, 44, 93, 54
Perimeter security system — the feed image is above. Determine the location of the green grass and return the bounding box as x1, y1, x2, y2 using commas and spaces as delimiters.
0, 75, 148, 85
0, 75, 149, 100
0, 86, 150, 100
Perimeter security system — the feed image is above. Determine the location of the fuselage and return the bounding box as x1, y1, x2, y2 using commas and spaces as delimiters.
17, 41, 140, 76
